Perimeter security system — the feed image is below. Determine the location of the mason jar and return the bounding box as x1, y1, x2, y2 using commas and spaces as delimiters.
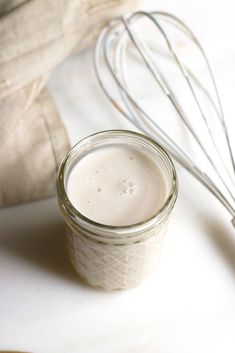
56, 130, 178, 290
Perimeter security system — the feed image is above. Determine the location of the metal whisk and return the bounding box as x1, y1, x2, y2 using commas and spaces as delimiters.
94, 11, 235, 227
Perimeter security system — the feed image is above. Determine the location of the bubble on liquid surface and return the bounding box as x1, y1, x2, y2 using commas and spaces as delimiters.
118, 178, 138, 195
97, 188, 102, 192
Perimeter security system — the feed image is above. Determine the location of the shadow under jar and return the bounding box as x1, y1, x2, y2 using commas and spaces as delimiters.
57, 130, 178, 290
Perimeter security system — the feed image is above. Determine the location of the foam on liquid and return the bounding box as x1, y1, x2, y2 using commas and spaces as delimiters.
66, 145, 168, 226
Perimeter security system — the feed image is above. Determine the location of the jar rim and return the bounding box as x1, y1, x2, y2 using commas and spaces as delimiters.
56, 129, 178, 235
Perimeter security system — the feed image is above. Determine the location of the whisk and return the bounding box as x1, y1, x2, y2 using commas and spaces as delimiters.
94, 11, 235, 227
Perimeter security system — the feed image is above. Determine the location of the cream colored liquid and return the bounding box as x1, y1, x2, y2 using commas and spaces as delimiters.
67, 145, 167, 226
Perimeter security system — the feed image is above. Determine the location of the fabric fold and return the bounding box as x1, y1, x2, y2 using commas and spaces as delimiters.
0, 0, 138, 207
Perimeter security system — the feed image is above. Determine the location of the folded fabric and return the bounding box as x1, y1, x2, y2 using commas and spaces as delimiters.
0, 0, 138, 207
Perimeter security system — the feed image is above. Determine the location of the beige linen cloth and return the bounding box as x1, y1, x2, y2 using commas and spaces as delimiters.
0, 0, 138, 207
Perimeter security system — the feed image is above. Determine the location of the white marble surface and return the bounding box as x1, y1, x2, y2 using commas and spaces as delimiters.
1, 0, 235, 352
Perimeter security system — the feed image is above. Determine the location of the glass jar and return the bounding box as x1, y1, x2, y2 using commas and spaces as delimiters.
56, 130, 178, 290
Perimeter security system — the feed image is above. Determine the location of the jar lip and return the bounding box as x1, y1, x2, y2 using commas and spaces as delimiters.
56, 129, 178, 233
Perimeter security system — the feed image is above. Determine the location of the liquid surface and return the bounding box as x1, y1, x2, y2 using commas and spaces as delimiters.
66, 145, 167, 226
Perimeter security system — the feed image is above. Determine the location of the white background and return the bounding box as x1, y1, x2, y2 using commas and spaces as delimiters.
1, 0, 235, 352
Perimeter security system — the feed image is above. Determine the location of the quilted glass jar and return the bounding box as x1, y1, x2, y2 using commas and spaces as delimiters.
57, 130, 178, 290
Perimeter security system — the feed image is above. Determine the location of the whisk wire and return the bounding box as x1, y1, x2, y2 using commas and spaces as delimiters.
155, 11, 235, 176
94, 11, 235, 223
123, 12, 235, 203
